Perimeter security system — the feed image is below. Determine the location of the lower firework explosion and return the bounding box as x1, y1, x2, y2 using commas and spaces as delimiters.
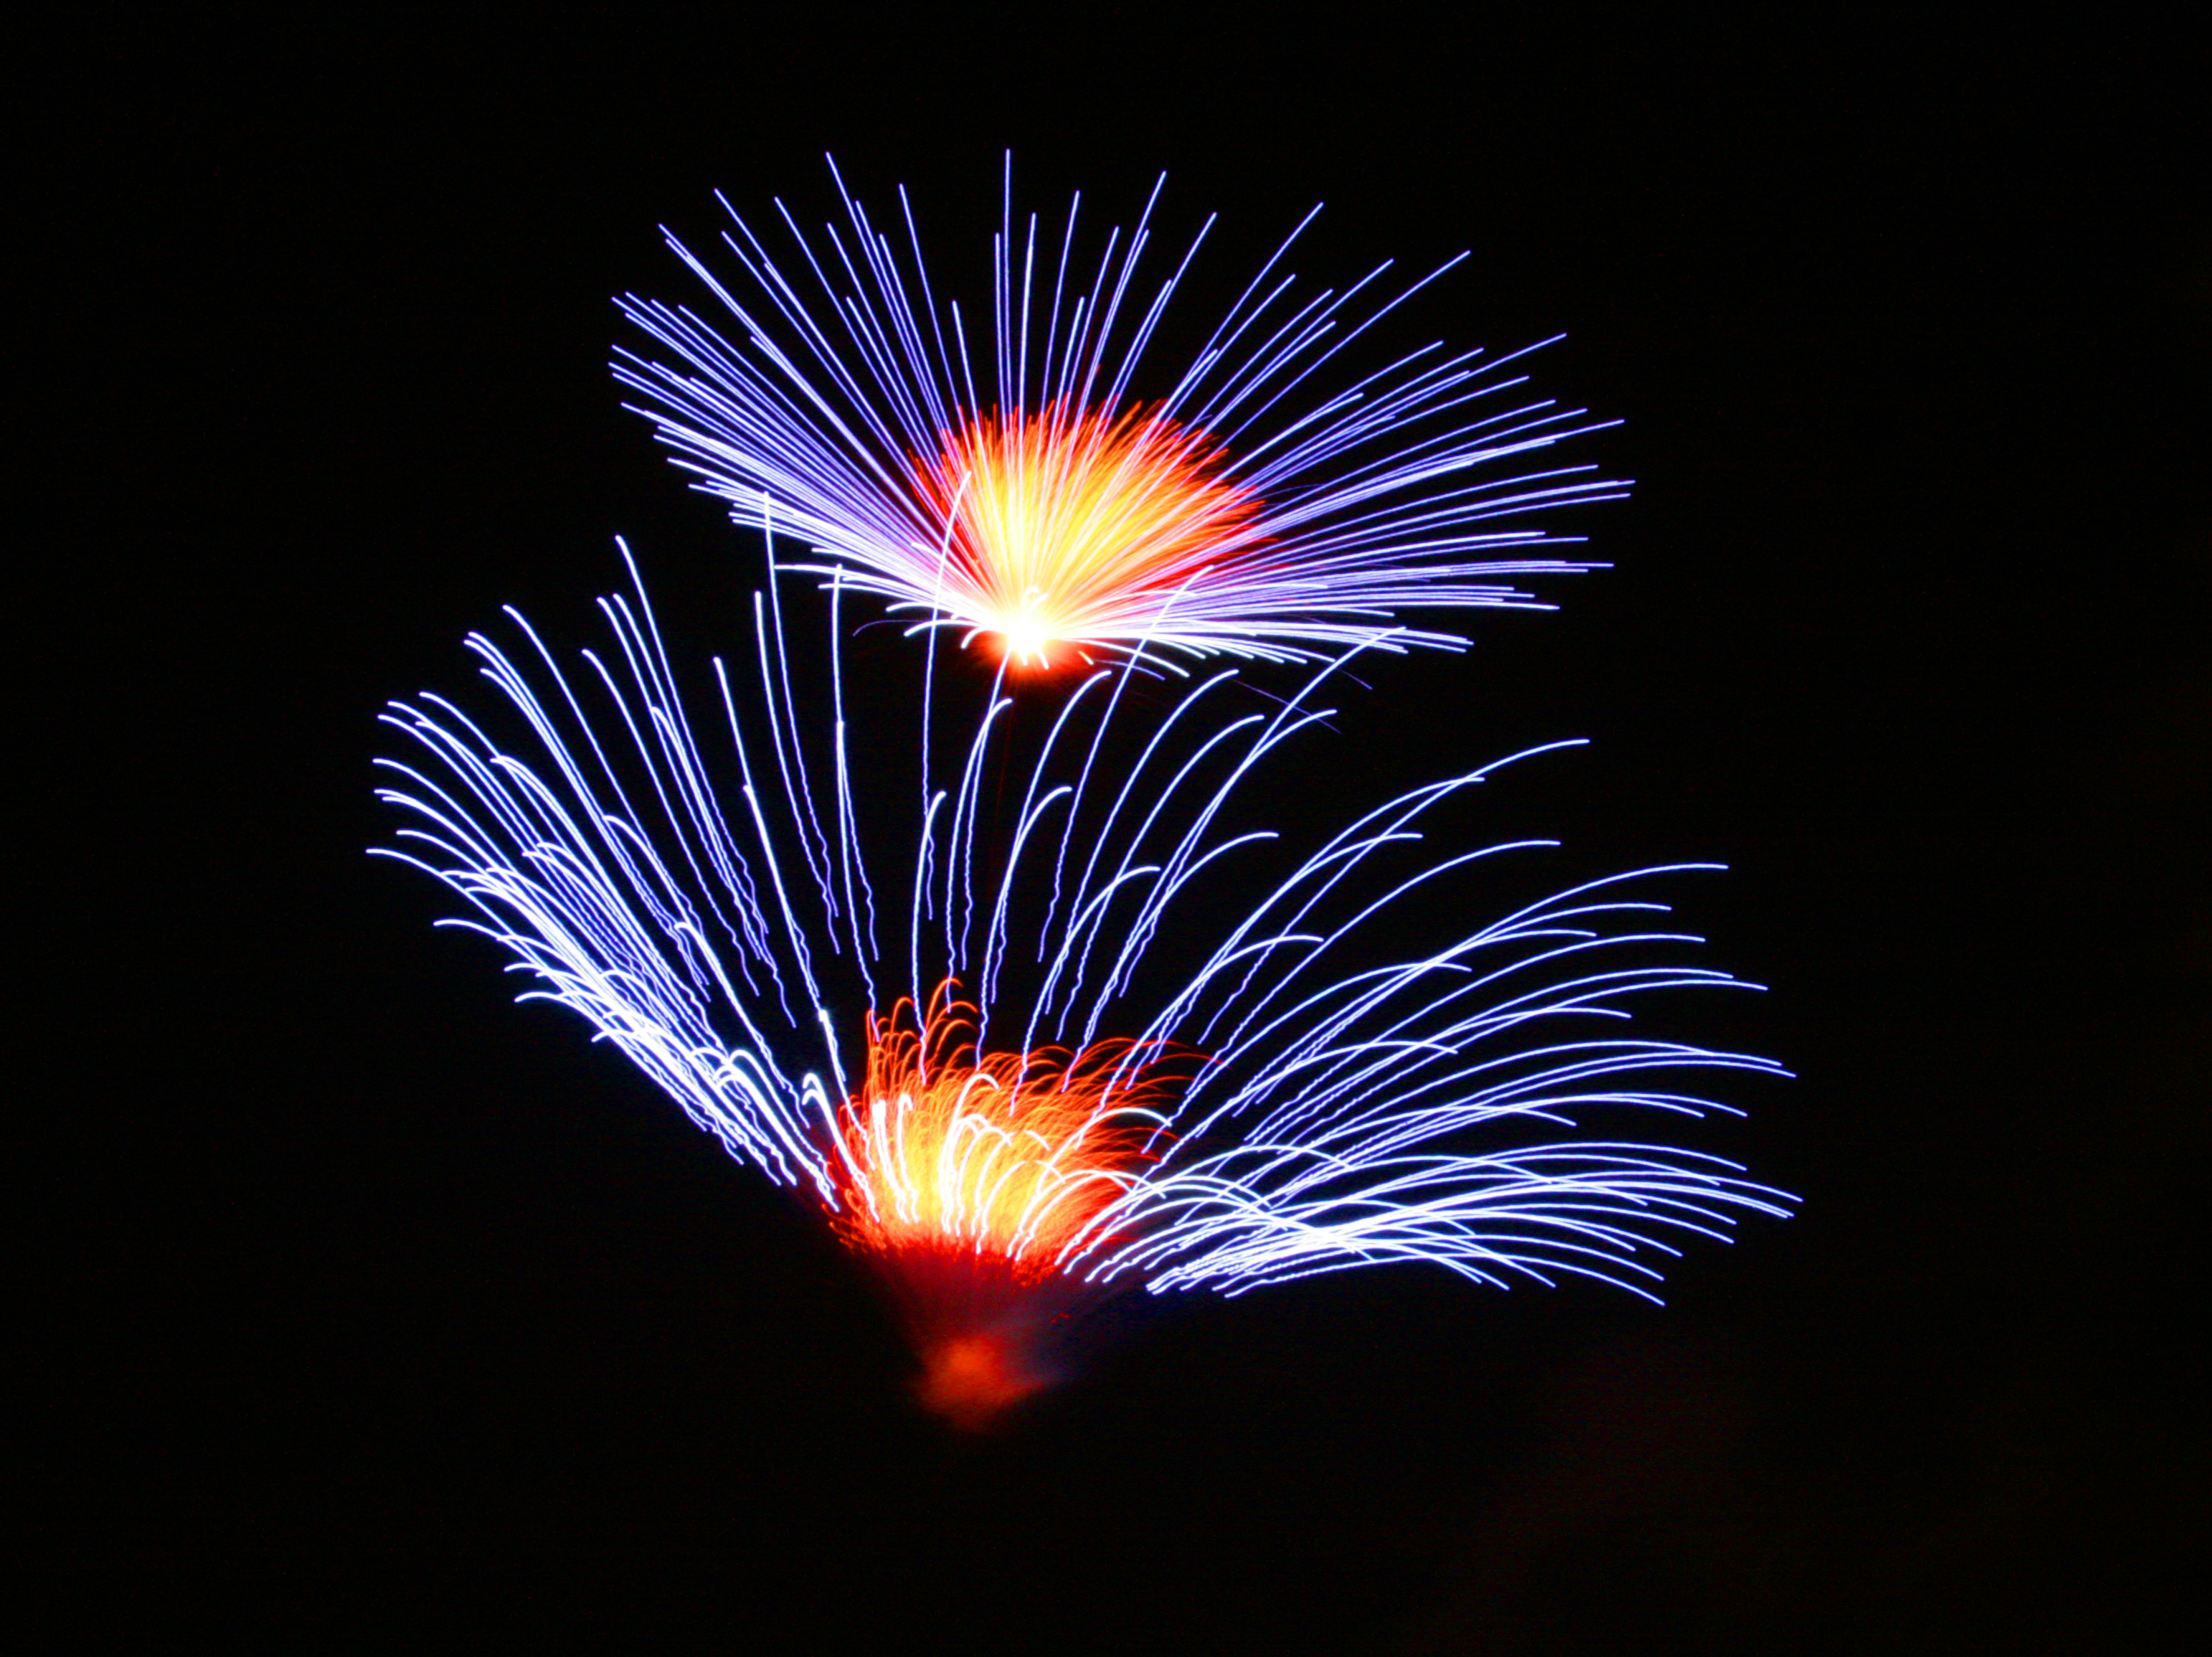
375, 541, 1791, 1425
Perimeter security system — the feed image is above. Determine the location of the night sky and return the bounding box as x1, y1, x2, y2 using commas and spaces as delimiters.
37, 16, 2199, 1653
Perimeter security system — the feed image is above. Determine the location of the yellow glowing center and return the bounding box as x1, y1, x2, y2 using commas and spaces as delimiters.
828, 986, 1183, 1275
996, 604, 1054, 668
916, 404, 1262, 668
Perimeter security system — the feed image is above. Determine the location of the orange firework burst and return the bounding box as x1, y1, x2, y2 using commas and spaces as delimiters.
913, 404, 1265, 672
824, 983, 1188, 1425
828, 982, 1177, 1273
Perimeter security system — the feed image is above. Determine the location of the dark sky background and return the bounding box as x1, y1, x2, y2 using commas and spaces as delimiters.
39, 14, 2200, 1653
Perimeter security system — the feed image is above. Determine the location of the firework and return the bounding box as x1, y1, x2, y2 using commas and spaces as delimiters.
614, 158, 1627, 672
375, 543, 1790, 1422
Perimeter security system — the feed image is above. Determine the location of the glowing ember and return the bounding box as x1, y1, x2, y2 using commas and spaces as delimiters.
914, 405, 1264, 671
826, 982, 1177, 1275
914, 1333, 1049, 1430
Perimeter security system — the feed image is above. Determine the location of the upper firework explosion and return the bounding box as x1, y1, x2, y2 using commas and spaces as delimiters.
615, 158, 1628, 674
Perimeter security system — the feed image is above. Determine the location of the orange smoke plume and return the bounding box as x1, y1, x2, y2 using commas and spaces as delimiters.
914, 405, 1264, 671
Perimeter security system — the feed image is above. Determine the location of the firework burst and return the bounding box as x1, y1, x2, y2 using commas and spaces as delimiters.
615, 158, 1627, 672
826, 982, 1179, 1275
375, 543, 1790, 1423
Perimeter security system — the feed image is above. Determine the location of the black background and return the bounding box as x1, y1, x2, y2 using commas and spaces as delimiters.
35, 12, 2201, 1653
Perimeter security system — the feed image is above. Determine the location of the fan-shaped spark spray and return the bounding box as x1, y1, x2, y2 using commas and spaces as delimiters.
375, 543, 1790, 1424
616, 158, 1628, 673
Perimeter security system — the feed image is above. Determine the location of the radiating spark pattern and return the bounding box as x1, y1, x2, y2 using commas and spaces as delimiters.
913, 404, 1262, 671
376, 544, 1790, 1333
828, 982, 1178, 1275
615, 157, 1630, 668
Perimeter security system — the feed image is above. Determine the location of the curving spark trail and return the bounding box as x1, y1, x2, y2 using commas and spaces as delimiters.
615, 157, 1630, 670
